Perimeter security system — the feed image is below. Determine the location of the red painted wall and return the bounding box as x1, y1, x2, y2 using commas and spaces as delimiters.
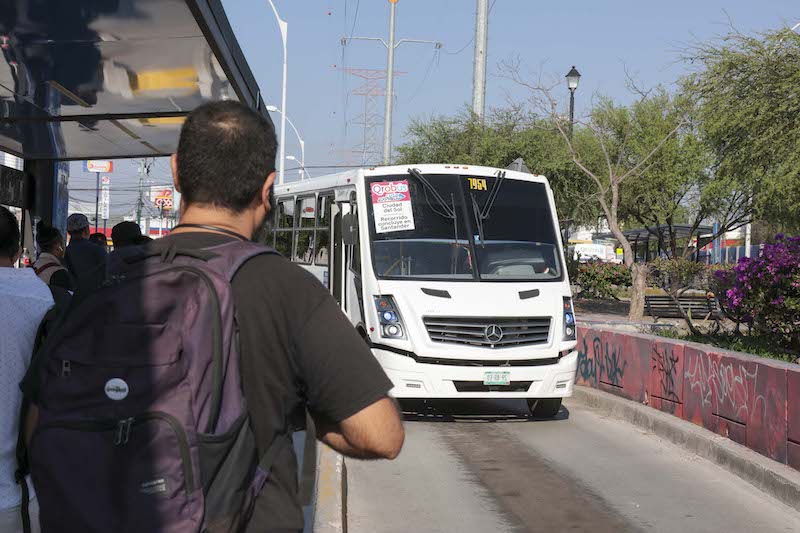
576, 327, 796, 468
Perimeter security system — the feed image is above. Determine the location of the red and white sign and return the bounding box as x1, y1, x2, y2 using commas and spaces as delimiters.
85, 160, 114, 173
153, 188, 174, 210
370, 180, 415, 234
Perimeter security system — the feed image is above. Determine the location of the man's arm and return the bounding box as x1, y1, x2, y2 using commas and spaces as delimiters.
313, 397, 404, 459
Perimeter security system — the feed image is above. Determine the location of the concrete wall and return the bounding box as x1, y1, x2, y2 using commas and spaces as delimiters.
575, 326, 799, 469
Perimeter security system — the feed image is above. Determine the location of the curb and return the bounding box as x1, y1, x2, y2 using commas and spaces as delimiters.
571, 386, 800, 513
313, 444, 347, 533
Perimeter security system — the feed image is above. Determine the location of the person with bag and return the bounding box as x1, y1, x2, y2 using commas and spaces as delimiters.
21, 101, 404, 533
0, 206, 54, 533
31, 222, 74, 291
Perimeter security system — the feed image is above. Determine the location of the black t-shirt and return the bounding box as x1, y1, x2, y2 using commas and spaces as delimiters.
64, 238, 107, 290
163, 232, 393, 532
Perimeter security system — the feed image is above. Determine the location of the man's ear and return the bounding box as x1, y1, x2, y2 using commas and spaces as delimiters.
261, 171, 277, 207
171, 154, 182, 193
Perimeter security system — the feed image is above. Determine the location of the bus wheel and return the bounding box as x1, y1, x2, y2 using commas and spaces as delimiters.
527, 399, 562, 419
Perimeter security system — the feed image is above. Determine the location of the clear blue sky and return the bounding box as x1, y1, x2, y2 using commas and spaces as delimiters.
220, 0, 798, 172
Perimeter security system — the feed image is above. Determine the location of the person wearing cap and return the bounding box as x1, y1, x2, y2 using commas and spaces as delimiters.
110, 221, 144, 249
32, 222, 73, 291
64, 213, 107, 292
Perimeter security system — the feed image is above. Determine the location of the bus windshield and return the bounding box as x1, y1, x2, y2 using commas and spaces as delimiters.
366, 173, 562, 281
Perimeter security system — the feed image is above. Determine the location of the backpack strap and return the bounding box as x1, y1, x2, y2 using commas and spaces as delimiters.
33, 262, 60, 277
258, 433, 291, 479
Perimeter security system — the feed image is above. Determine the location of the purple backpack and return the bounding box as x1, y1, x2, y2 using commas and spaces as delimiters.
22, 240, 281, 533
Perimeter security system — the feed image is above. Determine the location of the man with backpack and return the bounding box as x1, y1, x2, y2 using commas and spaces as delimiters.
21, 101, 404, 533
0, 206, 51, 533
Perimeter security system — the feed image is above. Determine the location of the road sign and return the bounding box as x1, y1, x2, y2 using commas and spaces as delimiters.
101, 187, 110, 220
85, 160, 114, 173
101, 175, 111, 186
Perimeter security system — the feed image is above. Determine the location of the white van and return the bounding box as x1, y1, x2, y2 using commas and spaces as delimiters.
270, 164, 578, 417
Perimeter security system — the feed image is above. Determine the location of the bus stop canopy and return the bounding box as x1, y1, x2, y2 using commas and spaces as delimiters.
0, 0, 272, 161
593, 224, 714, 244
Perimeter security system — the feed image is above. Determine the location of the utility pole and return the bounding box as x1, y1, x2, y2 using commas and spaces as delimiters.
383, 0, 398, 164
136, 160, 144, 227
342, 0, 441, 166
472, 0, 489, 122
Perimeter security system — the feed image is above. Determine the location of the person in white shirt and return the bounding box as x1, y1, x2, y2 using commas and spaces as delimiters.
0, 206, 51, 533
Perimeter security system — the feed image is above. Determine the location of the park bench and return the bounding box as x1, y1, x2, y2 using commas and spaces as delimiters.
645, 295, 721, 320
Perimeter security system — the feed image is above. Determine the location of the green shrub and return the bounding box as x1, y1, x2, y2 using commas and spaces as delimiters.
576, 261, 632, 299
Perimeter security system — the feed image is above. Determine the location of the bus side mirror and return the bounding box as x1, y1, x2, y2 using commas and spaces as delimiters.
342, 214, 358, 245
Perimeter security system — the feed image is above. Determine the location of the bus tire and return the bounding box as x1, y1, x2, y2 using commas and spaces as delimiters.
528, 398, 562, 418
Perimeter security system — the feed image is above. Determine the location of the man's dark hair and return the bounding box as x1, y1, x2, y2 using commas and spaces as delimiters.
89, 233, 108, 247
0, 205, 21, 261
36, 221, 64, 253
177, 101, 277, 212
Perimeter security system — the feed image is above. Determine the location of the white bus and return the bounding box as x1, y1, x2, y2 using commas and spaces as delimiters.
270, 164, 578, 417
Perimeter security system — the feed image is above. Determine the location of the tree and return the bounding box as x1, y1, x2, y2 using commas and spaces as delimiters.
683, 26, 800, 234
498, 61, 686, 320
396, 106, 600, 227
619, 90, 753, 259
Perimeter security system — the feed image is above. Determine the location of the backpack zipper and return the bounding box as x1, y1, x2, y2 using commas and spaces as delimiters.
34, 411, 196, 495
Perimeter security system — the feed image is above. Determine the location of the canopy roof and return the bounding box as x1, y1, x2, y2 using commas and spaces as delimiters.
593, 224, 714, 245
0, 0, 272, 160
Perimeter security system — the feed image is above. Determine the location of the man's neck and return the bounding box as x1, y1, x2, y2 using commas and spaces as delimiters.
173, 204, 255, 240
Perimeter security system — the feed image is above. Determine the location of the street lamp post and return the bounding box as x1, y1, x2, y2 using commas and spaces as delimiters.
565, 66, 581, 140
267, 105, 306, 180
266, 0, 288, 184
286, 155, 311, 179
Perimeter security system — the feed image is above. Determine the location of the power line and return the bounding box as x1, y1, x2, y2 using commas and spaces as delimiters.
348, 0, 361, 40
441, 0, 497, 55
405, 48, 441, 103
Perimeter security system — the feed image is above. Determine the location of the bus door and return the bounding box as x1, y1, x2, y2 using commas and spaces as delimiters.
331, 191, 365, 330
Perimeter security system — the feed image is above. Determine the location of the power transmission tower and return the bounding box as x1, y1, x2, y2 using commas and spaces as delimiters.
342, 3, 442, 165
338, 67, 406, 167
472, 0, 490, 122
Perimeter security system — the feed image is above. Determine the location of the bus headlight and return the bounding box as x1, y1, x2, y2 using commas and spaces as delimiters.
563, 297, 577, 341
374, 296, 407, 340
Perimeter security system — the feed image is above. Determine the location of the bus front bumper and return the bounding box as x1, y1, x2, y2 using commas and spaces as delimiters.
373, 348, 578, 399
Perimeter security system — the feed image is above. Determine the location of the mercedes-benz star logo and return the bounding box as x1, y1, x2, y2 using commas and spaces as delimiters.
485, 324, 504, 343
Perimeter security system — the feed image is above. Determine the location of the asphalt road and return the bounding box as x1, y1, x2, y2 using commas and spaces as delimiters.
347, 399, 800, 533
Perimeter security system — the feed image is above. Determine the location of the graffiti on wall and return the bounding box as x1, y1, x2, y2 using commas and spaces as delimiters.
575, 334, 628, 387
575, 337, 597, 383
685, 352, 767, 422
652, 346, 680, 402
597, 338, 627, 387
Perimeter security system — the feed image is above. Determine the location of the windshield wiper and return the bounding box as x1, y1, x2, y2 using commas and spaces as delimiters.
470, 193, 486, 247
407, 168, 456, 219
480, 170, 505, 219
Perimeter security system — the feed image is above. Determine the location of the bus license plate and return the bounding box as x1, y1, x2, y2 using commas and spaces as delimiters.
484, 371, 510, 386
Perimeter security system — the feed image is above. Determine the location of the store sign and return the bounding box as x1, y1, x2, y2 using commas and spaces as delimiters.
84, 160, 114, 173
371, 180, 415, 234
0, 165, 28, 208
153, 188, 174, 210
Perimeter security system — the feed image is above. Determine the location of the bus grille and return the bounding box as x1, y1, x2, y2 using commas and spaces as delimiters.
422, 316, 551, 348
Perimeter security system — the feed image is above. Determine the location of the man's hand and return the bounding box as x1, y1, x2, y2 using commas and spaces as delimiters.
315, 397, 404, 460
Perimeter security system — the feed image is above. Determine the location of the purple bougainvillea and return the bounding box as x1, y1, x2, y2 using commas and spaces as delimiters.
714, 235, 800, 350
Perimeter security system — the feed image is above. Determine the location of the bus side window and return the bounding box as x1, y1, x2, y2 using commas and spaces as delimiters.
274, 198, 294, 257
293, 196, 315, 264
315, 195, 332, 265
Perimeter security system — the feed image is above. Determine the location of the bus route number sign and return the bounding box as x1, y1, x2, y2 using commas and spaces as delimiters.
467, 177, 487, 191
371, 180, 415, 234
